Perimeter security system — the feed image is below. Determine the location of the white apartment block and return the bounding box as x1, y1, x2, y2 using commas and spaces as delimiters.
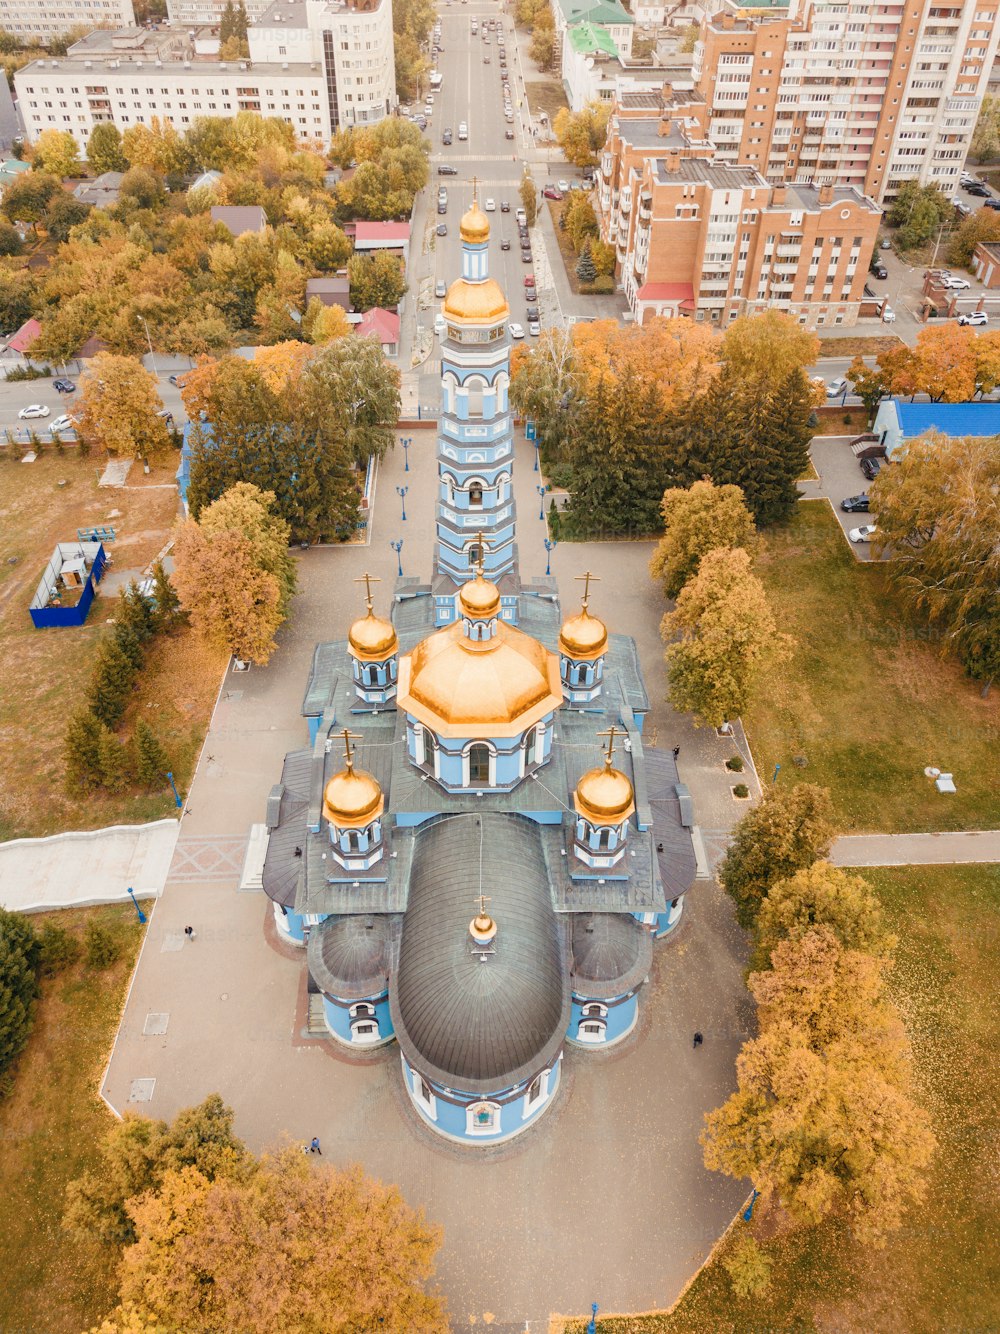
14, 0, 395, 149
0, 0, 135, 40
167, 0, 274, 25
692, 0, 1000, 204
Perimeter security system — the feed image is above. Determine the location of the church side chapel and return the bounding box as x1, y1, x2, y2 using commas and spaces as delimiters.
262, 195, 696, 1145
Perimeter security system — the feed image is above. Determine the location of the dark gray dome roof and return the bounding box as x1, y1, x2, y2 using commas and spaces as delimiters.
308, 914, 397, 1000
570, 913, 652, 1000
390, 813, 569, 1095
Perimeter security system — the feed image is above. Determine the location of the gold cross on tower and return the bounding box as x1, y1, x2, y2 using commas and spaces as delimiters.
353, 572, 381, 614
338, 727, 364, 772
575, 570, 600, 610
472, 174, 479, 208
595, 723, 623, 769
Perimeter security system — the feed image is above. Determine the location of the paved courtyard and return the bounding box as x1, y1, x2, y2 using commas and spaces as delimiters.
101, 427, 753, 1328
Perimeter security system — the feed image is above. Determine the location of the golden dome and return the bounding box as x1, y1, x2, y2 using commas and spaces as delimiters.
443, 277, 509, 324
559, 607, 608, 660
461, 201, 490, 243
396, 620, 564, 739
322, 765, 384, 829
348, 610, 398, 661
459, 573, 501, 619
574, 761, 635, 826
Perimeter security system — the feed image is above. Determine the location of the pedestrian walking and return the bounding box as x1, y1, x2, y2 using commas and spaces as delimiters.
309, 1137, 322, 1154
672, 745, 680, 760
693, 1032, 703, 1049
183, 925, 196, 940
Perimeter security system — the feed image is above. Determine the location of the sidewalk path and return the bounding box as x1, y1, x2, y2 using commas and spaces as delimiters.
0, 819, 178, 912
830, 830, 1000, 867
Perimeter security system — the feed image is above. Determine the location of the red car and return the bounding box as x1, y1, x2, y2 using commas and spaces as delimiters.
524, 274, 535, 286
542, 186, 563, 200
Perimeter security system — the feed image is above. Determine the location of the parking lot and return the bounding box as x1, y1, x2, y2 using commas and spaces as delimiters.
802, 435, 886, 562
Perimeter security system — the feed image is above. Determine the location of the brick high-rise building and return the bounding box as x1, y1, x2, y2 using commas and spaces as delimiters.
691, 0, 1000, 204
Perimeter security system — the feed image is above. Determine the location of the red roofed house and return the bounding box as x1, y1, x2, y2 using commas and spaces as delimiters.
635, 282, 695, 324
355, 307, 400, 357
353, 220, 410, 265
7, 317, 41, 356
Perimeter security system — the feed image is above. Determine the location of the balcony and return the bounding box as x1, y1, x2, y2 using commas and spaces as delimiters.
776, 244, 801, 257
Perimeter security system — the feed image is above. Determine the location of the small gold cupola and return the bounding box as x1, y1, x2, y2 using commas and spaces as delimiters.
573, 724, 636, 827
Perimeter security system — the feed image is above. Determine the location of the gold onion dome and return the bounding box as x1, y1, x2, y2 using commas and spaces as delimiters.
443, 277, 509, 323
348, 609, 398, 661
459, 572, 501, 619
574, 761, 635, 825
461, 200, 490, 243
323, 765, 384, 829
559, 606, 608, 660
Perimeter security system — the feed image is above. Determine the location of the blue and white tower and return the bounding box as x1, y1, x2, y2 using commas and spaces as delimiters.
434, 192, 518, 627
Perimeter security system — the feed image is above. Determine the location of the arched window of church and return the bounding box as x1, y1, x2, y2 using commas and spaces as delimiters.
468, 743, 491, 785
595, 826, 612, 850
524, 727, 538, 768
469, 484, 483, 509
467, 382, 484, 417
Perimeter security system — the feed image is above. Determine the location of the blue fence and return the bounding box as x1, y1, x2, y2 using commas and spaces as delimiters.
29, 542, 107, 629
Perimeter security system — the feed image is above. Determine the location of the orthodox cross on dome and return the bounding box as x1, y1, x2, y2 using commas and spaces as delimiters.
575, 570, 600, 610
353, 571, 381, 614
471, 531, 491, 577
595, 723, 624, 770
475, 891, 492, 919
471, 173, 479, 208
337, 727, 364, 773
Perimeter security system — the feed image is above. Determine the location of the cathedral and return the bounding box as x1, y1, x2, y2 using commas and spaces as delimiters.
261, 197, 696, 1145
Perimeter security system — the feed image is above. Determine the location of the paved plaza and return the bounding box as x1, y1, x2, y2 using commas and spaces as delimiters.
99, 426, 755, 1327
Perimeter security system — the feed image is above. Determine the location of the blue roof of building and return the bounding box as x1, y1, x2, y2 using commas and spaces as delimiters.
894, 399, 1000, 439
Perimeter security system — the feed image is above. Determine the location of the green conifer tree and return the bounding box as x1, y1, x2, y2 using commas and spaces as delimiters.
97, 724, 131, 793
151, 560, 182, 629
88, 636, 138, 730
575, 244, 597, 284
0, 907, 40, 1080
133, 721, 168, 789
219, 0, 237, 43
63, 707, 105, 792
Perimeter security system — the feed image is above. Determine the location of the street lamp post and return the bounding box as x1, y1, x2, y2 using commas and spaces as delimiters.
772, 763, 781, 783
533, 437, 540, 472
390, 539, 404, 576
536, 483, 546, 520
396, 485, 408, 521
544, 537, 557, 576
402, 436, 411, 471
743, 1189, 760, 1222
166, 771, 182, 808
126, 885, 147, 925
587, 1303, 599, 1334
136, 313, 158, 378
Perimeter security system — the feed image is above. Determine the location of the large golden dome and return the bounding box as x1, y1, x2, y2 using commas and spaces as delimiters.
443, 277, 509, 324
322, 765, 384, 829
559, 607, 608, 660
396, 620, 563, 739
459, 573, 501, 619
461, 201, 490, 243
574, 762, 635, 826
348, 610, 398, 661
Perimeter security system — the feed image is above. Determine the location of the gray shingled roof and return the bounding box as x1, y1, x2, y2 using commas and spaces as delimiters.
390, 813, 570, 1094
570, 913, 653, 1000
645, 748, 698, 899
308, 914, 399, 999
261, 750, 311, 908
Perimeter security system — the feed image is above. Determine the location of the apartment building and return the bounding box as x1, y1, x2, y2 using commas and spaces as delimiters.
552, 0, 635, 83
692, 0, 1000, 204
597, 88, 882, 325
14, 0, 395, 148
0, 0, 135, 40
167, 0, 273, 24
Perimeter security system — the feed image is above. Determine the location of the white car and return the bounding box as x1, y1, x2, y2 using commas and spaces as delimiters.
959, 311, 989, 326
557, 179, 570, 192
882, 305, 896, 323
49, 414, 74, 432
18, 403, 49, 419
826, 377, 849, 398
849, 525, 878, 543
528, 320, 540, 336
943, 276, 971, 290
458, 122, 468, 140
484, 197, 496, 211
508, 322, 525, 339
434, 313, 447, 338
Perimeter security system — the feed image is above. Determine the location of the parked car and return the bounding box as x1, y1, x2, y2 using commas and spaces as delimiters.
985, 199, 1000, 212
959, 310, 989, 326
505, 128, 515, 140
527, 320, 540, 337
826, 377, 849, 398
521, 250, 533, 263
967, 183, 991, 197
943, 276, 971, 289
860, 456, 884, 481
557, 179, 570, 193
542, 185, 563, 200
434, 313, 447, 337
168, 373, 186, 386
849, 524, 878, 543
525, 305, 539, 322
870, 263, 887, 279
880, 238, 891, 250
49, 414, 74, 433
508, 322, 525, 339
435, 279, 447, 297
437, 201, 447, 215
436, 222, 448, 236
437, 164, 458, 175
53, 378, 76, 393
516, 208, 526, 225
18, 404, 49, 419
840, 494, 870, 513
954, 201, 973, 218
882, 305, 896, 323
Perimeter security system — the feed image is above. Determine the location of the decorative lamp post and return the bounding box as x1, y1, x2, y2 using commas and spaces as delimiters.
772, 763, 781, 783
166, 771, 182, 808
390, 539, 404, 576
126, 885, 147, 924
396, 485, 408, 521
743, 1188, 760, 1222
544, 537, 557, 576
537, 483, 546, 520
533, 437, 540, 472
587, 1303, 599, 1334
402, 436, 411, 471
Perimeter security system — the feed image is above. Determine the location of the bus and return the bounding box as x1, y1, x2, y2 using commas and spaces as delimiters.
429, 71, 443, 91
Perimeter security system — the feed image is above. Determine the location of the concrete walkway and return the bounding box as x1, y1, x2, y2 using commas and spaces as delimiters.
831, 830, 1000, 867
0, 819, 178, 913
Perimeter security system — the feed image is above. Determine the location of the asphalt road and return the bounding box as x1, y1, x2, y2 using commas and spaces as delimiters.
0, 370, 186, 439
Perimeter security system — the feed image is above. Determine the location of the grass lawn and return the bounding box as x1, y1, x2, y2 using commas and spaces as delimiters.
557, 864, 1000, 1334
744, 503, 1000, 833
0, 451, 226, 839
0, 904, 147, 1334
525, 78, 568, 127
812, 406, 870, 435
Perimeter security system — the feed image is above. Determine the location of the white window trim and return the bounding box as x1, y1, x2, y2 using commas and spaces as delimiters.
462, 740, 496, 788
412, 1068, 438, 1120
522, 1068, 551, 1119
467, 1100, 502, 1135
577, 1017, 607, 1044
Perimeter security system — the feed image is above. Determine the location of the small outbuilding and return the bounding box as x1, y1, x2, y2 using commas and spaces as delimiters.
355, 306, 400, 356
872, 398, 1000, 459
210, 205, 268, 238
30, 541, 107, 628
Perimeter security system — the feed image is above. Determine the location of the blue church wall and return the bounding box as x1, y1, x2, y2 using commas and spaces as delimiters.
400, 1052, 561, 1144
273, 901, 307, 946
404, 717, 554, 793
321, 992, 394, 1048
566, 991, 639, 1048
653, 896, 685, 938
